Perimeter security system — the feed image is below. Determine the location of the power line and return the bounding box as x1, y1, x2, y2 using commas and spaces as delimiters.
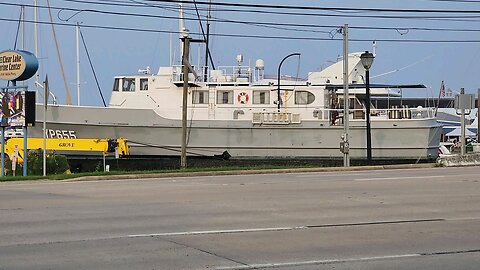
54, 0, 480, 22
60, 0, 480, 7
2, 1, 480, 45
2, 18, 480, 43
4, 2, 480, 29
137, 0, 480, 14
2, 2, 480, 34
427, 0, 480, 2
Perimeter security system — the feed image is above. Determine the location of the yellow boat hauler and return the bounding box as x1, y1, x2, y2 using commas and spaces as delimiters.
4, 138, 129, 162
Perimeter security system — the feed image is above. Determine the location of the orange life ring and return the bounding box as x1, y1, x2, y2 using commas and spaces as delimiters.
237, 92, 249, 104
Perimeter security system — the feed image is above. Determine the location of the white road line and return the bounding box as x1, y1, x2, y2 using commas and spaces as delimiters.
128, 218, 442, 238
215, 254, 420, 270
446, 217, 480, 222
355, 173, 480, 181
355, 175, 446, 181
295, 172, 385, 178
128, 226, 306, 238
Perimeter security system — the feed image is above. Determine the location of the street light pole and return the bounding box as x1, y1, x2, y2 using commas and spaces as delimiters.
365, 68, 372, 162
277, 53, 300, 112
360, 51, 375, 163
342, 24, 350, 167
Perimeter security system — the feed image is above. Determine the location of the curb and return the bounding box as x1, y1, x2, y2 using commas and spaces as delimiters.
66, 163, 437, 182
436, 153, 480, 167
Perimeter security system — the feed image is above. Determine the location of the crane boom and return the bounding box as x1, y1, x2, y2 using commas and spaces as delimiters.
4, 138, 129, 162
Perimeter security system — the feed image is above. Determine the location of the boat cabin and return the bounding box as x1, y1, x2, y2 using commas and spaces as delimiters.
109, 52, 434, 125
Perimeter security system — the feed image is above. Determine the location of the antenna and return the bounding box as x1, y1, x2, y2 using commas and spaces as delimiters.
179, 3, 188, 61
179, 3, 185, 35
236, 54, 243, 66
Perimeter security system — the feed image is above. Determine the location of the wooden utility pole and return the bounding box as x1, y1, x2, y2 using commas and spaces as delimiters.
181, 36, 190, 168
180, 34, 203, 169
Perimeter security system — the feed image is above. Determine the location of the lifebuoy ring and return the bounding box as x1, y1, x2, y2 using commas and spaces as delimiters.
237, 92, 249, 104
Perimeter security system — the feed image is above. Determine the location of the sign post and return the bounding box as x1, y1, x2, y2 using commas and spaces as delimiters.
1, 126, 4, 177
11, 144, 18, 176
454, 88, 475, 155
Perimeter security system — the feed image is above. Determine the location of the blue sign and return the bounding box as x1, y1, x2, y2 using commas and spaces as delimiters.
0, 50, 38, 81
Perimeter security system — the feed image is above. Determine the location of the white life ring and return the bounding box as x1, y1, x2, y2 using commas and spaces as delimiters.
237, 92, 249, 104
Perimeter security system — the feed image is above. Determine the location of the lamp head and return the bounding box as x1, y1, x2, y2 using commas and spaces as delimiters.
360, 51, 375, 70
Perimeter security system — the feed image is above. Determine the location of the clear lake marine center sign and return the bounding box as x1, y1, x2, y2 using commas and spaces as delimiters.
0, 50, 38, 82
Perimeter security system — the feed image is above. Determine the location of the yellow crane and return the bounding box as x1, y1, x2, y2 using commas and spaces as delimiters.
4, 138, 129, 162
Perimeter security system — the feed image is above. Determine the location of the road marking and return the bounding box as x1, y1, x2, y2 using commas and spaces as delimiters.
355, 175, 446, 181
128, 219, 443, 238
355, 173, 480, 181
295, 172, 385, 178
215, 254, 421, 270
128, 227, 304, 238
216, 249, 480, 269
446, 217, 480, 222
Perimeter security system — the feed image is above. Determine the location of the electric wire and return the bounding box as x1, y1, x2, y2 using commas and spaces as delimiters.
52, 0, 480, 25
78, 26, 107, 107
3, 3, 480, 37
44, 2, 480, 24
5, 2, 480, 21
2, 1, 480, 44
191, 0, 215, 68
2, 17, 480, 43
115, 0, 480, 14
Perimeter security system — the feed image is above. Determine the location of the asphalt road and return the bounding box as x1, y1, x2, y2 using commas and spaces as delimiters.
0, 166, 479, 269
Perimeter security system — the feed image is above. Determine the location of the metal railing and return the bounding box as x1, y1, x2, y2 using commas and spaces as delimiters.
171, 65, 255, 84
325, 106, 436, 125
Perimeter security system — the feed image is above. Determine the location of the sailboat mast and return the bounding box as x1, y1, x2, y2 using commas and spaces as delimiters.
21, 6, 25, 50
169, 33, 173, 66
76, 23, 80, 106
20, 5, 26, 87
204, 0, 211, 80
179, 3, 185, 63
34, 0, 39, 100
46, 0, 72, 105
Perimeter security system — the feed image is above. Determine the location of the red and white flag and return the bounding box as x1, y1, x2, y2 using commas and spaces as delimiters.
440, 80, 445, 97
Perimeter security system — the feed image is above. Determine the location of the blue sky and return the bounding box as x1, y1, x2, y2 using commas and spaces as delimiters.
1, 0, 479, 106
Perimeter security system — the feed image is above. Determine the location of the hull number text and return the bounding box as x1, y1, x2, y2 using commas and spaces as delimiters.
46, 129, 77, 139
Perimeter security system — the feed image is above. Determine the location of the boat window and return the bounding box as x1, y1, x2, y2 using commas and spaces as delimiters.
193, 91, 209, 104
140, 78, 148, 91
112, 78, 120, 92
295, 91, 315, 105
122, 78, 136, 92
253, 90, 270, 104
216, 90, 233, 104
338, 97, 356, 109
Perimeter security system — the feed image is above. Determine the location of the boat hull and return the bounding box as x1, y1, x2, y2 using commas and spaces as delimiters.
30, 105, 442, 160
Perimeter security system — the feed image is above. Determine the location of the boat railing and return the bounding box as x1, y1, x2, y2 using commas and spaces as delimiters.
325, 106, 436, 125
172, 65, 205, 83
171, 65, 257, 85
252, 112, 301, 125
387, 106, 436, 119
209, 66, 253, 84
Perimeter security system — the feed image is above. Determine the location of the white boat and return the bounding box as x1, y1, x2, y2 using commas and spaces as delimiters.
27, 50, 441, 160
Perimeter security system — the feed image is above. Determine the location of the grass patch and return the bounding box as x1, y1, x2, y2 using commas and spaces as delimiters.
0, 164, 318, 182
